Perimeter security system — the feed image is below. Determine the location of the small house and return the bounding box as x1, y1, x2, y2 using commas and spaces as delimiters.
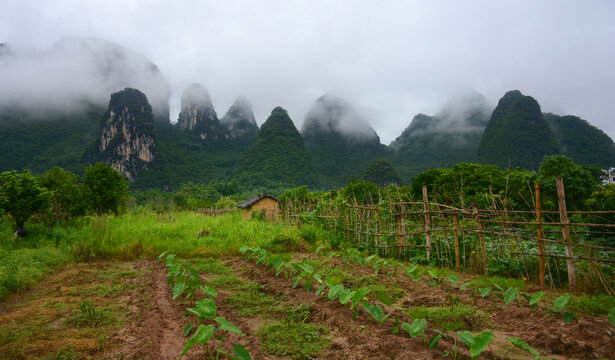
236, 194, 279, 221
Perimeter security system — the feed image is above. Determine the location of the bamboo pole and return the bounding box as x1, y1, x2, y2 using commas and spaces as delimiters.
423, 186, 432, 260
473, 203, 488, 274
557, 177, 577, 291
454, 214, 460, 271
536, 182, 545, 288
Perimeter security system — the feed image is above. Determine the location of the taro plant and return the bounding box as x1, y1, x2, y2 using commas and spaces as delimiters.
505, 337, 541, 360
402, 318, 427, 343
457, 330, 494, 359
503, 287, 520, 306
523, 291, 545, 309
361, 302, 390, 325
550, 293, 576, 323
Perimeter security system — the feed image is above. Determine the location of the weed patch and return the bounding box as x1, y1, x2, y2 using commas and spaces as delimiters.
259, 322, 330, 359
225, 289, 286, 318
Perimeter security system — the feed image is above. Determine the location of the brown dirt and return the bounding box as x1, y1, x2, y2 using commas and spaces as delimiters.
2, 255, 615, 359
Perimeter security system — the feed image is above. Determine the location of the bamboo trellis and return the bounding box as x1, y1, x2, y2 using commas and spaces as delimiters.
280, 178, 615, 294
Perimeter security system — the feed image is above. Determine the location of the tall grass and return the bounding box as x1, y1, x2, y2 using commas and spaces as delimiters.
0, 211, 301, 299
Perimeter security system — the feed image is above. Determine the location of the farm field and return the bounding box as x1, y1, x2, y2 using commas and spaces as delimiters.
1, 213, 615, 359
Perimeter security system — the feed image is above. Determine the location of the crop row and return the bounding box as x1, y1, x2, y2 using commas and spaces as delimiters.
240, 245, 615, 359
157, 251, 251, 360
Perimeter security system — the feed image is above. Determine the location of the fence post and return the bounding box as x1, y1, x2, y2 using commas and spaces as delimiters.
535, 182, 545, 288
473, 204, 488, 275
556, 177, 577, 291
454, 214, 460, 271
422, 186, 432, 260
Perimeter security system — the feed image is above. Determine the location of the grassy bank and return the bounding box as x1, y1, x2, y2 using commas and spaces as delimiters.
0, 211, 311, 299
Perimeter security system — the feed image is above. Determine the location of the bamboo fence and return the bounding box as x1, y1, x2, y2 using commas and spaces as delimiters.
280, 178, 615, 294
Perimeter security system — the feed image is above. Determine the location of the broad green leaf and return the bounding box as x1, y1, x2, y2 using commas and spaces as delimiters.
325, 276, 343, 287
231, 343, 252, 360
479, 287, 491, 297
194, 324, 214, 344
339, 289, 354, 305
406, 264, 419, 276
470, 331, 493, 357
553, 293, 572, 312
183, 322, 193, 337
608, 308, 615, 327
181, 325, 213, 358
315, 283, 326, 295
428, 333, 442, 348
328, 284, 344, 300
506, 337, 540, 357
563, 311, 575, 323
200, 285, 218, 298
184, 262, 200, 281
504, 287, 519, 305
350, 288, 371, 309
188, 298, 217, 320
459, 282, 472, 291
457, 330, 475, 347
428, 269, 439, 279
215, 316, 243, 335
446, 275, 459, 286
157, 251, 168, 261
292, 276, 301, 289
529, 291, 545, 306
172, 282, 188, 300
402, 318, 427, 338
375, 291, 393, 306
300, 263, 314, 274
492, 282, 504, 292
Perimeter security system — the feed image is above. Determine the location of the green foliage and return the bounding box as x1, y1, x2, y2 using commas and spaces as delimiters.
38, 167, 87, 225
258, 322, 330, 359
545, 113, 615, 169
363, 159, 402, 187
538, 154, 599, 210
478, 90, 560, 170
0, 170, 50, 231
83, 163, 129, 215
234, 107, 319, 189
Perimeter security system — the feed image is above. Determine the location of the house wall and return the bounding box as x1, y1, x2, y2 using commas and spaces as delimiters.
241, 198, 279, 221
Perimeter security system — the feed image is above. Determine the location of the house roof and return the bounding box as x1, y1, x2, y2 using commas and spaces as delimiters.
236, 194, 278, 209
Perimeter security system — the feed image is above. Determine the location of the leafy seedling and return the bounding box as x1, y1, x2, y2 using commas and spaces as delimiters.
479, 287, 491, 297
529, 291, 545, 309
506, 337, 540, 360
552, 293, 576, 323
503, 287, 519, 305
429, 330, 444, 349
446, 275, 459, 287
361, 302, 390, 325
402, 318, 427, 342
457, 330, 494, 359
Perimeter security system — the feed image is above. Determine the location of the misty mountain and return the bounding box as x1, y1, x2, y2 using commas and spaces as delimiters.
477, 90, 560, 170
0, 36, 171, 121
390, 92, 491, 180
90, 88, 158, 180
301, 94, 389, 188
545, 113, 615, 168
234, 107, 318, 189
177, 83, 224, 139
220, 97, 259, 141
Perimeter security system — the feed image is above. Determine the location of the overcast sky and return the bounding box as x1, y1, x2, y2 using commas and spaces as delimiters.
1, 0, 614, 144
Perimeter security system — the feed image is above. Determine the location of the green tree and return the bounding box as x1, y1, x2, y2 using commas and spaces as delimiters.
0, 170, 50, 235
538, 154, 599, 210
38, 167, 87, 225
363, 159, 402, 187
83, 163, 129, 215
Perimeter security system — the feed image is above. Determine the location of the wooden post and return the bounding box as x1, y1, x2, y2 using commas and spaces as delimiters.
422, 186, 432, 260
346, 213, 351, 245
397, 214, 403, 259
535, 182, 545, 288
453, 214, 460, 271
557, 178, 577, 291
473, 204, 488, 275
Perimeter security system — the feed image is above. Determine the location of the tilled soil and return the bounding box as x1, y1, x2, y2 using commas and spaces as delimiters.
2, 256, 615, 359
